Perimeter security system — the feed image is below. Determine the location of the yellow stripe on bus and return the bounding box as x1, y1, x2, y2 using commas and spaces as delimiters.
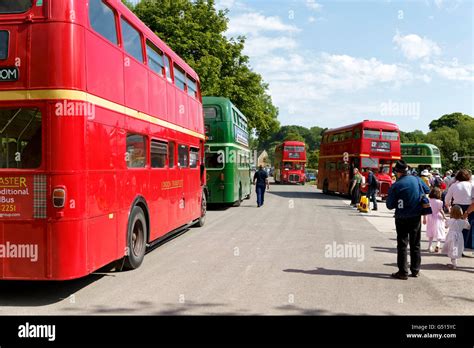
0, 89, 205, 140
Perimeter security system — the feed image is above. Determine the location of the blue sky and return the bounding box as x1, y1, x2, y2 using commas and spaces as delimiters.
215, 0, 473, 132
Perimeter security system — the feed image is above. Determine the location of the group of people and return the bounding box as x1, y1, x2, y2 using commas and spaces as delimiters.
386, 161, 473, 279
349, 167, 379, 211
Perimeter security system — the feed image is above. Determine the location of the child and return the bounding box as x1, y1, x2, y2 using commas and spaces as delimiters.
423, 187, 446, 253
442, 205, 470, 269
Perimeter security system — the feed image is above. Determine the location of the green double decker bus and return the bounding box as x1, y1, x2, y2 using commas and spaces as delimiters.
401, 143, 442, 170
203, 97, 252, 206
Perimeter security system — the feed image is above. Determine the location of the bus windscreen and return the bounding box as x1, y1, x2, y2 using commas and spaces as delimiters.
0, 0, 33, 14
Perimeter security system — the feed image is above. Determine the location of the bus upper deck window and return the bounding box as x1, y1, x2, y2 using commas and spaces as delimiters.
89, 0, 118, 45
363, 129, 380, 139
0, 0, 33, 14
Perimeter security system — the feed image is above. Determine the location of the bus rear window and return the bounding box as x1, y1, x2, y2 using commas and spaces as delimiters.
205, 152, 223, 169
361, 157, 379, 168
381, 131, 398, 141
363, 129, 380, 139
0, 0, 32, 14
204, 107, 217, 119
0, 108, 42, 169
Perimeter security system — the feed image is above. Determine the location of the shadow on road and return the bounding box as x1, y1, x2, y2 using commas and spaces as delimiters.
418, 263, 474, 274
273, 304, 349, 315
283, 267, 390, 279
0, 273, 105, 307
60, 300, 244, 315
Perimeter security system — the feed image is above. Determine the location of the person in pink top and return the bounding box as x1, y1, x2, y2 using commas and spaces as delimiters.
423, 187, 446, 253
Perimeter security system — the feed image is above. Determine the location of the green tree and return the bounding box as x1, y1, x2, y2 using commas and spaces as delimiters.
425, 127, 461, 170
307, 150, 319, 170
400, 130, 426, 143
284, 131, 305, 142
429, 112, 472, 131
129, 0, 279, 140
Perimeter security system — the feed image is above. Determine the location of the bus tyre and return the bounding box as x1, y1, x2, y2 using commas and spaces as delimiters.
323, 180, 329, 195
196, 192, 207, 227
124, 206, 147, 270
234, 185, 242, 207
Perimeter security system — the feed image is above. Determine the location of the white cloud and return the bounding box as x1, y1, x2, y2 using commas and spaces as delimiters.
227, 13, 300, 36
252, 53, 416, 122
421, 60, 474, 81
306, 0, 323, 11
393, 32, 441, 61
243, 36, 298, 57
215, 0, 236, 10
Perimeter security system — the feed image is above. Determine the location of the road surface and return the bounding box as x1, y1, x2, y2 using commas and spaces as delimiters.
1, 182, 473, 315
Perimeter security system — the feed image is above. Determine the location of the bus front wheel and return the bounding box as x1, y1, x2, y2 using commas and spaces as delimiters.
124, 206, 147, 270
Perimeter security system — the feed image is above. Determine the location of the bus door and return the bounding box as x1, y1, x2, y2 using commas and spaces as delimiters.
149, 140, 169, 240
176, 143, 190, 225
188, 146, 201, 220
167, 141, 184, 230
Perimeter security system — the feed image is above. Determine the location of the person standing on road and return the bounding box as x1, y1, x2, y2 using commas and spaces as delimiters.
350, 168, 363, 207
253, 165, 269, 208
444, 169, 474, 251
367, 168, 378, 211
423, 187, 446, 253
443, 205, 470, 269
386, 160, 430, 280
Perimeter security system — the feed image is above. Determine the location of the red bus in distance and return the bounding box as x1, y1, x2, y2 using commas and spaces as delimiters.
0, 0, 206, 280
317, 121, 401, 198
274, 141, 307, 184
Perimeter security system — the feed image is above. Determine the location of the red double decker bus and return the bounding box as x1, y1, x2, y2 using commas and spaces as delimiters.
317, 121, 401, 198
0, 0, 207, 280
274, 141, 307, 184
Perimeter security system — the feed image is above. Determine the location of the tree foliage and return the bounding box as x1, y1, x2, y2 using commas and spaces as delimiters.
127, 0, 279, 140
425, 113, 473, 170
429, 112, 472, 131
257, 125, 325, 168
400, 130, 426, 143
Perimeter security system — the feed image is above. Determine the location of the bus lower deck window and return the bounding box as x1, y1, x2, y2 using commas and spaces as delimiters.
178, 144, 188, 167
0, 108, 42, 169
151, 140, 167, 168
126, 134, 147, 168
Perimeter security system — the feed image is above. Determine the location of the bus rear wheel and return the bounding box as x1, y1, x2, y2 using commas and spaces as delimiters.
234, 185, 242, 207
195, 191, 207, 227
323, 180, 329, 195
124, 206, 147, 270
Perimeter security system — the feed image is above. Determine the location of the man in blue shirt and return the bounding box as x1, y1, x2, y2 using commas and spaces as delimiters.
386, 160, 430, 279
253, 165, 269, 207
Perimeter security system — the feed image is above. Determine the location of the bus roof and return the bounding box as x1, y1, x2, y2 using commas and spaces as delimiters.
114, 0, 199, 82
324, 120, 399, 134
401, 143, 440, 149
203, 96, 248, 121
282, 141, 306, 146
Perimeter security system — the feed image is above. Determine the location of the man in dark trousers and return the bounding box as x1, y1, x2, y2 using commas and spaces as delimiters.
367, 168, 378, 211
253, 165, 269, 207
386, 160, 430, 280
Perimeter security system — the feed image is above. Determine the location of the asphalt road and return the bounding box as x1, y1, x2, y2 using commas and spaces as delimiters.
0, 182, 473, 315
